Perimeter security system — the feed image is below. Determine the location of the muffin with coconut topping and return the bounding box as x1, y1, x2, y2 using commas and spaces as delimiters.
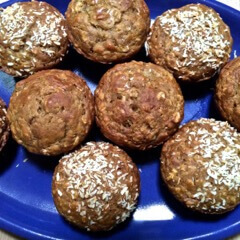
7, 69, 94, 156
161, 118, 240, 214
95, 61, 184, 150
0, 98, 9, 152
65, 0, 150, 63
0, 1, 68, 77
215, 57, 240, 131
147, 4, 232, 82
52, 141, 140, 231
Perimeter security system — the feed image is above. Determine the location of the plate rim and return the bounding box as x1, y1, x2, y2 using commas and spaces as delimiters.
0, 0, 240, 239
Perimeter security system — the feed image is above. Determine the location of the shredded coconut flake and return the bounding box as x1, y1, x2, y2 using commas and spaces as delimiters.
159, 5, 231, 70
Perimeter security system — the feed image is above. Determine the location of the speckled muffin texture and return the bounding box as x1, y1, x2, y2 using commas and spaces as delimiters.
215, 57, 240, 131
52, 141, 140, 231
161, 118, 240, 214
95, 61, 184, 150
7, 69, 94, 156
66, 0, 150, 63
147, 4, 232, 82
0, 98, 9, 152
0, 1, 68, 77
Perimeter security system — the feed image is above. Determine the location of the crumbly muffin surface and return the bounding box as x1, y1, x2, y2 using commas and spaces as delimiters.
0, 1, 68, 77
215, 57, 240, 131
161, 118, 240, 214
95, 61, 184, 150
52, 142, 140, 231
0, 98, 9, 152
147, 4, 232, 82
66, 0, 150, 63
7, 69, 94, 156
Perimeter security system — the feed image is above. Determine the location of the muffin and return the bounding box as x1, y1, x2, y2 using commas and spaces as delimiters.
147, 4, 232, 82
0, 1, 68, 77
0, 98, 9, 152
161, 118, 240, 214
7, 69, 94, 156
215, 57, 240, 131
66, 0, 150, 63
95, 61, 184, 150
52, 141, 140, 231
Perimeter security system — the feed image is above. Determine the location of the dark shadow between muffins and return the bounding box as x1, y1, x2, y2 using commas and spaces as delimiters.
24, 149, 60, 172
0, 136, 18, 174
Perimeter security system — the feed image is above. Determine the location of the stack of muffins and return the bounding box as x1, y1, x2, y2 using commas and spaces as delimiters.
0, 0, 240, 233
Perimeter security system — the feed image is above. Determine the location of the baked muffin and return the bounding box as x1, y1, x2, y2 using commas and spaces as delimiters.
52, 141, 140, 231
95, 61, 184, 150
7, 69, 94, 156
0, 98, 9, 152
215, 57, 240, 131
0, 1, 68, 77
161, 118, 240, 214
147, 4, 232, 82
66, 0, 150, 63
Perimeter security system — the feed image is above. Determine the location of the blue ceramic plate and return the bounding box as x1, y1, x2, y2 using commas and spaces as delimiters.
0, 0, 239, 239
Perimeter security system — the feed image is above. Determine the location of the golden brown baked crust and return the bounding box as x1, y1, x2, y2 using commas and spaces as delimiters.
161, 118, 240, 214
52, 141, 140, 231
7, 69, 94, 156
0, 1, 68, 77
215, 57, 240, 131
0, 98, 9, 152
95, 61, 184, 150
147, 4, 232, 82
66, 0, 150, 63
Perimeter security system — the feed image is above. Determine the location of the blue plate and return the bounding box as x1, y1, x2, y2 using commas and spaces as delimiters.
0, 0, 239, 239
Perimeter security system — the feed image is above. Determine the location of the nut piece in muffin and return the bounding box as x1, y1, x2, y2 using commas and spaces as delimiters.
0, 98, 9, 152
7, 69, 94, 156
0, 1, 68, 77
66, 0, 150, 63
95, 61, 184, 150
52, 141, 140, 231
215, 57, 240, 131
161, 118, 240, 214
147, 4, 232, 82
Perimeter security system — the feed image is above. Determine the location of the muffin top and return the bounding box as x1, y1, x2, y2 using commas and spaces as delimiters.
147, 4, 232, 82
66, 0, 150, 63
52, 141, 140, 231
0, 98, 9, 152
161, 118, 240, 214
215, 57, 240, 131
95, 61, 184, 150
7, 69, 94, 156
0, 1, 68, 77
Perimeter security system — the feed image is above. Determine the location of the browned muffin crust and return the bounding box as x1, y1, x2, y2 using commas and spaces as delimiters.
215, 57, 240, 131
52, 141, 140, 231
7, 69, 94, 156
0, 1, 68, 77
161, 118, 240, 214
66, 0, 150, 63
95, 61, 184, 150
0, 98, 9, 152
147, 4, 232, 82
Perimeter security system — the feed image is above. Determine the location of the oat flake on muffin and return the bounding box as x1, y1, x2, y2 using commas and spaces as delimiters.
66, 0, 150, 63
95, 61, 184, 150
7, 69, 94, 156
